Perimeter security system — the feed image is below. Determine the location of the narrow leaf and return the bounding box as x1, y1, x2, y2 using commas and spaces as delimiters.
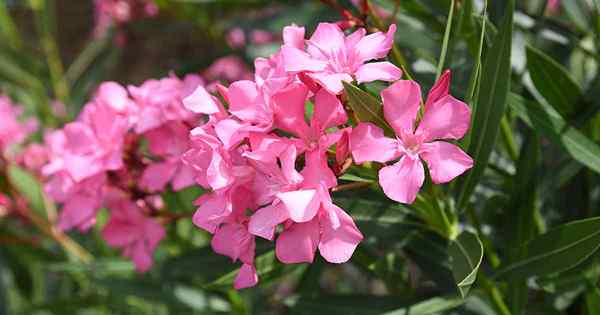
342, 81, 394, 136
526, 45, 584, 118
456, 0, 514, 210
508, 93, 600, 174
495, 217, 600, 281
448, 231, 483, 298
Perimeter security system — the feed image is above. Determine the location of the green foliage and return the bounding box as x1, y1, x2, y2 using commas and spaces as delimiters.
2, 0, 600, 314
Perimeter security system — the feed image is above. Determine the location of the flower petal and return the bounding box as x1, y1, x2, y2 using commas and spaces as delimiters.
140, 162, 177, 192
308, 72, 353, 95
355, 62, 402, 84
276, 220, 320, 264
319, 204, 363, 263
277, 189, 320, 222
381, 80, 422, 135
272, 82, 310, 136
248, 203, 289, 240
183, 85, 222, 115
350, 123, 399, 163
379, 156, 424, 204
313, 88, 347, 129
282, 25, 305, 49
419, 141, 473, 184
354, 24, 396, 62
425, 69, 451, 108
234, 264, 258, 289
417, 95, 471, 141
281, 46, 328, 72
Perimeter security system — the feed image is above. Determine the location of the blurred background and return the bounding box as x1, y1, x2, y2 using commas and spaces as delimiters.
2, 0, 600, 314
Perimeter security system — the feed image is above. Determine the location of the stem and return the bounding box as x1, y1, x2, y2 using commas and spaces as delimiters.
30, 0, 70, 103
0, 1, 21, 49
480, 275, 513, 315
436, 0, 456, 80
500, 116, 519, 162
331, 181, 371, 192
366, 0, 414, 81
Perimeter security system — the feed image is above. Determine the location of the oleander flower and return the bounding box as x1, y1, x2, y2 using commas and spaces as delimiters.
102, 198, 165, 272
281, 22, 402, 94
351, 71, 473, 203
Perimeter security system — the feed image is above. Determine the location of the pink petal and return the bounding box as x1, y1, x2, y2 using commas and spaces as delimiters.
95, 82, 130, 112
425, 69, 451, 108
171, 164, 196, 191
354, 24, 396, 62
307, 23, 346, 57
276, 220, 320, 264
102, 220, 138, 247
214, 118, 247, 149
381, 80, 422, 135
419, 141, 473, 184
283, 25, 305, 49
301, 149, 338, 189
318, 204, 363, 263
416, 95, 471, 141
183, 86, 222, 115
350, 123, 399, 163
248, 203, 289, 240
280, 145, 303, 185
345, 28, 366, 52
378, 156, 424, 204
308, 72, 353, 95
355, 62, 402, 84
58, 195, 99, 232
281, 46, 328, 72
130, 241, 153, 272
227, 80, 271, 125
211, 223, 245, 261
313, 88, 347, 130
277, 189, 321, 223
192, 193, 231, 233
272, 82, 310, 136
140, 162, 177, 192
234, 264, 258, 289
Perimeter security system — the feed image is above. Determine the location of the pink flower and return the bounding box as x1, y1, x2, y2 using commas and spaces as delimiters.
203, 56, 253, 84
46, 172, 107, 232
281, 23, 402, 94
351, 71, 473, 203
271, 83, 347, 188
226, 27, 246, 49
250, 29, 275, 45
102, 198, 165, 272
546, 0, 560, 14
0, 96, 37, 154
128, 74, 203, 133
140, 122, 195, 192
18, 144, 48, 173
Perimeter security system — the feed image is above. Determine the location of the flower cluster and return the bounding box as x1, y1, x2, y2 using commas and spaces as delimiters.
93, 0, 158, 37
0, 96, 37, 156
2, 21, 474, 289
41, 74, 202, 271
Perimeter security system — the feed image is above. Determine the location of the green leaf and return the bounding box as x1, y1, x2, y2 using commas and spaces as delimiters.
342, 81, 394, 136
586, 287, 600, 315
286, 295, 462, 315
448, 231, 483, 298
455, 0, 514, 210
6, 164, 47, 219
508, 93, 600, 174
506, 130, 540, 313
495, 217, 600, 281
526, 45, 584, 118
380, 296, 464, 315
